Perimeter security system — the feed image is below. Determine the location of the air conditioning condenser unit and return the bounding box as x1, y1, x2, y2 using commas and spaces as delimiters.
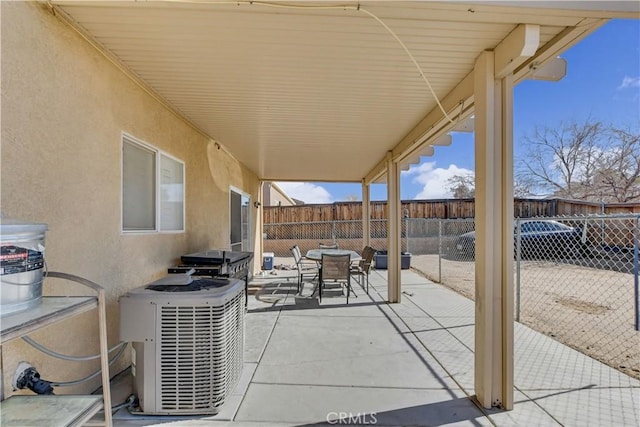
119, 275, 245, 415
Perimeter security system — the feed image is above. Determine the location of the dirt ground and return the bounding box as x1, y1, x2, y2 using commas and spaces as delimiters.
410, 254, 640, 380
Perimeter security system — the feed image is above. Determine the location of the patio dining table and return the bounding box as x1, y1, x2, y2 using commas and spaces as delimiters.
305, 248, 362, 263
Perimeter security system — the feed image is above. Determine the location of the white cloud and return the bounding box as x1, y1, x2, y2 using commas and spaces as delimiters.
404, 162, 474, 199
275, 182, 333, 204
618, 76, 640, 89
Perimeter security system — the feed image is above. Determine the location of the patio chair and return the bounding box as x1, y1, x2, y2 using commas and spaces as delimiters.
319, 253, 354, 304
291, 245, 319, 293
319, 242, 339, 249
351, 246, 376, 294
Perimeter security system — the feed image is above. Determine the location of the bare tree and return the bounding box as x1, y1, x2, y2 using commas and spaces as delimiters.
446, 174, 475, 198
516, 120, 640, 203
514, 179, 535, 198
594, 126, 640, 202
447, 174, 535, 199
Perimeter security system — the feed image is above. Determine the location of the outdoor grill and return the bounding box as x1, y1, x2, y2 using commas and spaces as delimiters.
168, 250, 253, 304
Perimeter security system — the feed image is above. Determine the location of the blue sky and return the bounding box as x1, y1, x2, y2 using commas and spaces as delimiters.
278, 18, 640, 204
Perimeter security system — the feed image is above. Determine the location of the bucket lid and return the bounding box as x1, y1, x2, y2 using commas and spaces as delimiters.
0, 217, 48, 235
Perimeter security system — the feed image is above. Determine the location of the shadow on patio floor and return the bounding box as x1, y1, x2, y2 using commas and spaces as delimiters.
295, 397, 487, 427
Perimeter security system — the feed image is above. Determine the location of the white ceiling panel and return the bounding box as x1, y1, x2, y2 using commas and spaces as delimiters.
50, 0, 635, 182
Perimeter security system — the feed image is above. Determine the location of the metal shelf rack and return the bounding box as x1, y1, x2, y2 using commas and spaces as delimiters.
0, 272, 113, 426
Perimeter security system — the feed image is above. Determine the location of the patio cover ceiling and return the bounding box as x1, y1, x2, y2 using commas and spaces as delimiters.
50, 1, 638, 183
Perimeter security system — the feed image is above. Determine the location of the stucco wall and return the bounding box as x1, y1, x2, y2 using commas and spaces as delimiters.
263, 182, 296, 207
269, 188, 296, 207
1, 2, 259, 396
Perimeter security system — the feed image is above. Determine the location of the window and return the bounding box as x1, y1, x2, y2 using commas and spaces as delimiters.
159, 153, 184, 231
122, 134, 185, 232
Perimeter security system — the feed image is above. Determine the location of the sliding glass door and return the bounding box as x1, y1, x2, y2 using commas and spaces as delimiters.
230, 188, 250, 252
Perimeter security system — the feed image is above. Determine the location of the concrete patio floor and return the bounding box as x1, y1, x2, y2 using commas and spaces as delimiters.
111, 268, 640, 426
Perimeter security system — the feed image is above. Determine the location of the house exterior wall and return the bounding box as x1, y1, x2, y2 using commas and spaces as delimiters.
262, 182, 296, 207
1, 2, 259, 396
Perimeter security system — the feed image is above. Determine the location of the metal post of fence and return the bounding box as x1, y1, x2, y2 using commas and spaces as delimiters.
634, 216, 639, 331
405, 217, 409, 255
516, 218, 522, 322
601, 202, 606, 245
332, 221, 336, 245
438, 219, 442, 283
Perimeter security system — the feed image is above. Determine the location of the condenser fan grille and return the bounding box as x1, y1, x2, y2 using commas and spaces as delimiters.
159, 290, 244, 412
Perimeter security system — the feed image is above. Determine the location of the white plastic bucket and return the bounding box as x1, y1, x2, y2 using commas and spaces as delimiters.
0, 218, 48, 316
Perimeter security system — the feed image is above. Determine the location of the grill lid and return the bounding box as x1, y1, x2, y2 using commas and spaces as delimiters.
147, 278, 232, 293
181, 250, 253, 265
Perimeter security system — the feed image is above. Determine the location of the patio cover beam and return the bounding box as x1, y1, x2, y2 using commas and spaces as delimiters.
362, 18, 605, 187
389, 24, 539, 171
494, 24, 540, 78
363, 72, 474, 185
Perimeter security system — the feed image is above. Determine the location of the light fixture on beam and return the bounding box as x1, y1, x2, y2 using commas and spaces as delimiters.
528, 57, 567, 82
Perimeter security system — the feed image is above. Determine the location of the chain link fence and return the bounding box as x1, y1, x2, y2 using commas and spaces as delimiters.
408, 215, 640, 379
513, 215, 639, 380
264, 214, 640, 379
264, 219, 407, 256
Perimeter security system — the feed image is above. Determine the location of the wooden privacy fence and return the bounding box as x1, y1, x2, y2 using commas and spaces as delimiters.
264, 198, 640, 224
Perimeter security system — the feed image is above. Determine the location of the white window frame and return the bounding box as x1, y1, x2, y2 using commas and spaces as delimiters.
121, 133, 185, 234
229, 186, 251, 251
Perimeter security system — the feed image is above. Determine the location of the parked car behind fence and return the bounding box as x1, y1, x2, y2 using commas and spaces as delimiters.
455, 220, 587, 259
